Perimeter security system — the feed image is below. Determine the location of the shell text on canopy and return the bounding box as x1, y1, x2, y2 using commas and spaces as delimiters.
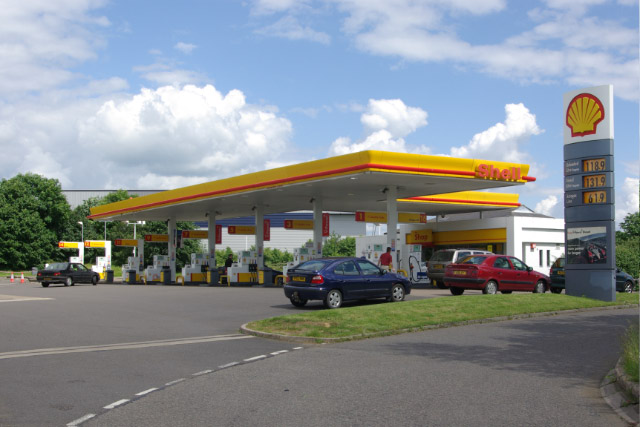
566, 93, 605, 137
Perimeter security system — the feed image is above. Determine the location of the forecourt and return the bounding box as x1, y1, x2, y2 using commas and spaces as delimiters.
89, 150, 534, 281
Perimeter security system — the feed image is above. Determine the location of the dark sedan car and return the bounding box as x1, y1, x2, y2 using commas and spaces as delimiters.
549, 257, 635, 293
284, 257, 411, 309
36, 262, 100, 287
444, 254, 549, 295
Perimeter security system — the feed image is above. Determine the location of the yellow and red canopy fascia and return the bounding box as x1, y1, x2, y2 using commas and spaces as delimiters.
89, 151, 532, 220
400, 191, 520, 208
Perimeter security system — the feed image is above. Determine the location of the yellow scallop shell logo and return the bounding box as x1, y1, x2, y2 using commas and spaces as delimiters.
566, 93, 605, 137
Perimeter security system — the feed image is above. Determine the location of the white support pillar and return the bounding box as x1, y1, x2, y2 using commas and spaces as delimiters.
254, 206, 264, 269
168, 216, 177, 282
386, 186, 398, 266
313, 198, 323, 256
208, 212, 216, 265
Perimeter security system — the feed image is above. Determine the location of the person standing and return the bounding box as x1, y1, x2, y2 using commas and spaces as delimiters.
378, 247, 393, 271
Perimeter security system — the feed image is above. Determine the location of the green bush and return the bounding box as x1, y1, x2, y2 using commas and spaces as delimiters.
622, 323, 639, 383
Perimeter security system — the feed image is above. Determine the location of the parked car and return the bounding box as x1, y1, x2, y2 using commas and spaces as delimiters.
549, 257, 635, 293
427, 249, 493, 289
284, 257, 411, 309
36, 262, 100, 287
443, 254, 549, 295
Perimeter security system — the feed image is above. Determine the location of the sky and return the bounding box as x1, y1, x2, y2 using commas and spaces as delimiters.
0, 0, 638, 225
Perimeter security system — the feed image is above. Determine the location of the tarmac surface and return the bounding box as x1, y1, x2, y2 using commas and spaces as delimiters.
83, 307, 637, 427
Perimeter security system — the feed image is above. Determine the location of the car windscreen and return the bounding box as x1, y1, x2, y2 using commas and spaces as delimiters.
430, 251, 454, 262
44, 262, 68, 270
553, 258, 565, 268
460, 256, 486, 265
291, 260, 332, 272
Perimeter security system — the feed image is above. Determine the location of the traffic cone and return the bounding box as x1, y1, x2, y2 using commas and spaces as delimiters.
20, 272, 25, 283
10, 272, 14, 283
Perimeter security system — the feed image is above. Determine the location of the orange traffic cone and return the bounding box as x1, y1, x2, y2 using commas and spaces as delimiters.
20, 272, 25, 283
10, 272, 14, 283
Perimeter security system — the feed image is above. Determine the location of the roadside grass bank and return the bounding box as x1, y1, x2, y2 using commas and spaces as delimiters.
246, 293, 639, 341
622, 323, 639, 382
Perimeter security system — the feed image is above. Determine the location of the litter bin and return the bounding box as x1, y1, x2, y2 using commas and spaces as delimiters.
260, 269, 273, 286
161, 266, 171, 285
105, 270, 114, 283
127, 270, 137, 284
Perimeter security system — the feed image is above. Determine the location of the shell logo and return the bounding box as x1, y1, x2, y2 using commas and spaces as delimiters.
566, 93, 605, 137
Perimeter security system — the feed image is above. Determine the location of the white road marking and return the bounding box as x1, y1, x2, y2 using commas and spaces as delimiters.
244, 355, 266, 362
103, 399, 129, 409
193, 369, 213, 376
67, 414, 96, 426
293, 347, 303, 350
135, 388, 158, 396
165, 378, 185, 386
270, 350, 289, 355
219, 361, 239, 369
0, 294, 53, 303
0, 334, 253, 360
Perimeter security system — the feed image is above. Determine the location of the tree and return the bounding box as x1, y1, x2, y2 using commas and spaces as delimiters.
321, 233, 356, 257
0, 174, 71, 269
616, 209, 640, 279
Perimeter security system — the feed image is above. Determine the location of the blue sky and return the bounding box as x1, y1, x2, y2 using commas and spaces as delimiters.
0, 0, 637, 223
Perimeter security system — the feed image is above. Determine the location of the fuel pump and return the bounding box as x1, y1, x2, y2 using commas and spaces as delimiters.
58, 242, 85, 264
182, 253, 211, 284
282, 246, 319, 278
227, 250, 258, 285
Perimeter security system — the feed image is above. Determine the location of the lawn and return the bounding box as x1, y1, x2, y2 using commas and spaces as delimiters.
246, 293, 639, 341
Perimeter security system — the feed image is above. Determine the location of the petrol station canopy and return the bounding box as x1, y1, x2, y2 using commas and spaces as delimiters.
89, 151, 535, 222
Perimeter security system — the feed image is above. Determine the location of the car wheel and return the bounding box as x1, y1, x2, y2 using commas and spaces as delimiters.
483, 280, 498, 295
388, 284, 405, 302
91, 275, 98, 286
501, 291, 512, 294
550, 287, 563, 294
65, 277, 73, 287
324, 289, 342, 309
41, 282, 49, 288
290, 295, 308, 307
622, 281, 633, 293
450, 287, 464, 296
533, 280, 546, 293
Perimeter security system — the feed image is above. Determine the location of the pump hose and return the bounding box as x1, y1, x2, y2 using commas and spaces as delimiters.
408, 255, 421, 283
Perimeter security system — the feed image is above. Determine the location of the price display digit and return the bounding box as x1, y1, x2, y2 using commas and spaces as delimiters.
582, 158, 606, 172
582, 174, 606, 189
583, 190, 606, 204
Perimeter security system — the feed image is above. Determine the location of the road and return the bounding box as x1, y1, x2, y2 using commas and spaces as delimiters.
0, 280, 633, 426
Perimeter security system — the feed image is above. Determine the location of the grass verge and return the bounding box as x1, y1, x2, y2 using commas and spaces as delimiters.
246, 293, 639, 341
621, 323, 639, 382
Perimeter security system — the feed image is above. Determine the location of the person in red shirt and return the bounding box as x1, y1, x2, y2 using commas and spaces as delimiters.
378, 247, 393, 271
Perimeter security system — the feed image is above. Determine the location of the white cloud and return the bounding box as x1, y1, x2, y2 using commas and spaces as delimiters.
450, 103, 542, 163
174, 42, 197, 54
0, 0, 109, 98
255, 15, 331, 44
328, 99, 429, 155
252, 0, 639, 101
616, 177, 639, 225
534, 195, 558, 216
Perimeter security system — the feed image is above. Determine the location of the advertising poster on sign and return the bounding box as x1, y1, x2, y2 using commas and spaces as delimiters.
566, 226, 607, 265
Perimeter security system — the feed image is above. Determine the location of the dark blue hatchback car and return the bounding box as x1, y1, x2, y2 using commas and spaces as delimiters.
284, 257, 411, 309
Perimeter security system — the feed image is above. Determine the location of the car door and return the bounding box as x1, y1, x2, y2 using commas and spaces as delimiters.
492, 257, 516, 290
356, 259, 389, 297
508, 257, 536, 291
332, 261, 364, 300
76, 263, 92, 283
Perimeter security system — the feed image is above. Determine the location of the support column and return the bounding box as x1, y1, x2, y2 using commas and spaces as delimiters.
168, 216, 177, 282
254, 206, 264, 269
313, 198, 323, 256
386, 186, 398, 268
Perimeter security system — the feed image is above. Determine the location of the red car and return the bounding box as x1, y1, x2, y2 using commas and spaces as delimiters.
444, 254, 549, 295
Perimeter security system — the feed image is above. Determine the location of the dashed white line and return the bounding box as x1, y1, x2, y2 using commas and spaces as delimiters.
103, 399, 129, 410
165, 378, 185, 386
244, 355, 267, 362
67, 413, 96, 426
293, 347, 303, 350
219, 361, 239, 369
270, 350, 289, 355
135, 387, 158, 396
193, 369, 213, 376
